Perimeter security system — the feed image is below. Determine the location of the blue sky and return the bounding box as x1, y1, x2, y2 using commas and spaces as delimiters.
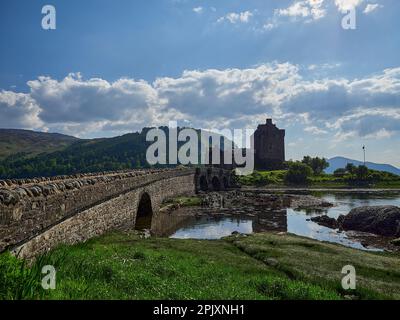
0, 0, 399, 166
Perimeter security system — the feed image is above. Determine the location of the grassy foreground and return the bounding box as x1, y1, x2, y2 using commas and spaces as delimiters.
1, 231, 400, 300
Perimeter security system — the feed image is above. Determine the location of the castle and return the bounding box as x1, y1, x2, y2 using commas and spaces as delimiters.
253, 119, 285, 170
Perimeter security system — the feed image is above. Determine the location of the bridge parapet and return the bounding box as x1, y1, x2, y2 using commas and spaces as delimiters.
0, 166, 236, 257
0, 168, 194, 252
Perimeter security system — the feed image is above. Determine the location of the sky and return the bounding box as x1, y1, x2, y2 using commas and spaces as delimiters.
0, 0, 399, 166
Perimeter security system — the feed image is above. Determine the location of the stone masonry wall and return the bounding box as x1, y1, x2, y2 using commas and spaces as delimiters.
11, 173, 196, 260
0, 168, 195, 253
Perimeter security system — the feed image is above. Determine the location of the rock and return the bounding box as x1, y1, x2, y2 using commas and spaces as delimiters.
290, 195, 334, 210
264, 258, 279, 267
344, 295, 359, 300
139, 229, 151, 239
338, 206, 400, 237
390, 238, 400, 246
311, 215, 339, 229
0, 189, 19, 205
29, 186, 42, 197
230, 231, 247, 238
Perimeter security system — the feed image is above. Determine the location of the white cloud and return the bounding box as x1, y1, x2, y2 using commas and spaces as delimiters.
263, 23, 276, 31
277, 0, 327, 21
0, 90, 43, 129
28, 73, 160, 124
334, 0, 364, 13
193, 6, 203, 14
24, 73, 170, 136
2, 64, 400, 140
363, 3, 382, 14
304, 126, 329, 135
328, 108, 400, 140
272, 0, 378, 28
217, 11, 253, 24
308, 63, 341, 71
278, 2, 310, 18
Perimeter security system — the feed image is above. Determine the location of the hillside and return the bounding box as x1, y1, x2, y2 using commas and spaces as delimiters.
0, 127, 231, 179
0, 131, 150, 179
327, 156, 400, 176
0, 129, 79, 160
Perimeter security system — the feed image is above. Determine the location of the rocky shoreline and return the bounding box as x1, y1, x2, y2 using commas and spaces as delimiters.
158, 190, 400, 252
311, 206, 400, 246
201, 190, 333, 211
197, 190, 400, 252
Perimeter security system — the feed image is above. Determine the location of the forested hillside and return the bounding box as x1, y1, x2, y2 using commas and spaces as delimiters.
0, 129, 78, 160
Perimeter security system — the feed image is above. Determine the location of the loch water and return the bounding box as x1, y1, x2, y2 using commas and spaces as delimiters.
167, 191, 400, 251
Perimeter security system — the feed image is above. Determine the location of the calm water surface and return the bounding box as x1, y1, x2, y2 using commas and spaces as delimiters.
169, 192, 400, 251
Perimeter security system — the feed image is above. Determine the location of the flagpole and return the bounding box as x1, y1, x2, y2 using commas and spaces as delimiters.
363, 145, 366, 166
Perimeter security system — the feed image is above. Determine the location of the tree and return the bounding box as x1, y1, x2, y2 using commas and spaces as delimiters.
301, 156, 329, 175
356, 165, 369, 181
345, 163, 357, 175
285, 162, 313, 184
333, 168, 347, 177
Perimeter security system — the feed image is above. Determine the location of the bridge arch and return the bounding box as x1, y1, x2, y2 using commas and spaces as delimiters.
223, 177, 229, 189
135, 192, 153, 230
5, 167, 238, 259
211, 176, 221, 191
199, 175, 208, 191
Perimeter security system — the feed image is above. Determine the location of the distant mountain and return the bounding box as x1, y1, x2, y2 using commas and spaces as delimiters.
327, 156, 400, 176
0, 129, 79, 160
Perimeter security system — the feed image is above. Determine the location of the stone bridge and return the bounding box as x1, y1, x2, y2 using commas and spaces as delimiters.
0, 167, 235, 259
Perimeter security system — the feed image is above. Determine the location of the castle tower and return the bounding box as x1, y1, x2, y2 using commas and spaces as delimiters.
253, 119, 285, 170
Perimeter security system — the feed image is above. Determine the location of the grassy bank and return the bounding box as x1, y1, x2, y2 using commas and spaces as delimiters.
239, 170, 400, 189
161, 196, 202, 208
1, 231, 399, 300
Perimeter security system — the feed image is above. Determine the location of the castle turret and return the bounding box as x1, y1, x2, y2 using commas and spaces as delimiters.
253, 118, 285, 170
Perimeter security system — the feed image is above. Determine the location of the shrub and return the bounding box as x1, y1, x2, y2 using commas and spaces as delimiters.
302, 156, 329, 175
285, 162, 313, 185
333, 168, 347, 177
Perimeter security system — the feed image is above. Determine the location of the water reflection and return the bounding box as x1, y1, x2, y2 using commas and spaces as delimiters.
152, 191, 400, 251
151, 209, 197, 237
252, 209, 287, 233
153, 209, 288, 239
286, 209, 381, 251
170, 216, 254, 240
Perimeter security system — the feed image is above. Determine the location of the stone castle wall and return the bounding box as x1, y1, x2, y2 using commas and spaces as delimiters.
253, 119, 285, 170
0, 168, 195, 253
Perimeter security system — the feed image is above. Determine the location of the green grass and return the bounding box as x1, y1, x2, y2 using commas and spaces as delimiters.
1, 231, 399, 300
226, 233, 400, 299
162, 196, 202, 208
239, 170, 400, 189
239, 170, 286, 186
